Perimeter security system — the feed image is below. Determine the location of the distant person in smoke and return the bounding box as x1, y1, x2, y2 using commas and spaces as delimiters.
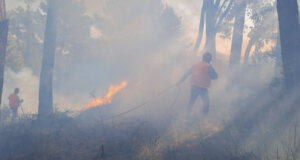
176, 52, 218, 115
8, 88, 23, 121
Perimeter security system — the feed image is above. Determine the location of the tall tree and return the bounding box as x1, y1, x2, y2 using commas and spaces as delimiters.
229, 0, 247, 67
194, 1, 206, 53
38, 0, 57, 118
277, 0, 300, 89
194, 0, 233, 57
204, 0, 217, 55
0, 0, 8, 106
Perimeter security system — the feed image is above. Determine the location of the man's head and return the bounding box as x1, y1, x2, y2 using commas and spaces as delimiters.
14, 88, 19, 94
202, 52, 212, 63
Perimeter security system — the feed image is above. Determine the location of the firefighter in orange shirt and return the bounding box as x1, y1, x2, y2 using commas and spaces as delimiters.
8, 88, 23, 121
177, 52, 218, 115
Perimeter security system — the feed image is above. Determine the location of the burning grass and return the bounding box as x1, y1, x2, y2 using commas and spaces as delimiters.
82, 81, 128, 111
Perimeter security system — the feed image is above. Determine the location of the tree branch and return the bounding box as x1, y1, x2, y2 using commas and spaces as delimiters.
215, 0, 233, 30
243, 37, 256, 65
214, 0, 221, 9
216, 0, 227, 18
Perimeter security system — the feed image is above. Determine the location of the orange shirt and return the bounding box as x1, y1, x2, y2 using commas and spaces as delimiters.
190, 62, 211, 88
9, 93, 20, 108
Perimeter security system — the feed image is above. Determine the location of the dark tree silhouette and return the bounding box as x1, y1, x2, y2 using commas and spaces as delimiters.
229, 1, 247, 67
38, 0, 57, 118
277, 0, 300, 89
0, 0, 8, 106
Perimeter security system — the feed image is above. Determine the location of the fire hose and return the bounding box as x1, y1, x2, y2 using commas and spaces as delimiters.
104, 84, 181, 121
20, 104, 25, 115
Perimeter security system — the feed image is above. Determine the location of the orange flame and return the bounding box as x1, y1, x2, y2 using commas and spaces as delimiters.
82, 81, 128, 110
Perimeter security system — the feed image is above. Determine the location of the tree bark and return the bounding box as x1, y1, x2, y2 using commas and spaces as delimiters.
204, 0, 217, 56
243, 37, 256, 65
0, 20, 8, 106
0, 0, 8, 107
38, 0, 57, 118
194, 1, 206, 51
277, 0, 300, 89
0, 0, 6, 20
229, 1, 247, 68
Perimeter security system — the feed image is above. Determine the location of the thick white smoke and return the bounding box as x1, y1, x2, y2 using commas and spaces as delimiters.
3, 68, 39, 114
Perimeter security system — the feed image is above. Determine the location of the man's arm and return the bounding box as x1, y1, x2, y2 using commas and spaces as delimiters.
16, 96, 23, 104
207, 66, 218, 80
176, 68, 192, 86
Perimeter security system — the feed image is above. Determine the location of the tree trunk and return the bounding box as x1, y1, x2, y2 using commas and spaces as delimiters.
243, 37, 256, 65
229, 1, 247, 68
277, 0, 300, 89
204, 0, 217, 57
194, 0, 233, 58
194, 1, 206, 51
38, 0, 57, 118
0, 0, 6, 20
0, 0, 8, 107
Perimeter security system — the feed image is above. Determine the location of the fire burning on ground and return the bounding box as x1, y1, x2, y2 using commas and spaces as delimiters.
82, 81, 128, 110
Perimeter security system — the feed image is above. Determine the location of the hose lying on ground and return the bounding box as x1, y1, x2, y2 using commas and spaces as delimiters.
104, 85, 181, 121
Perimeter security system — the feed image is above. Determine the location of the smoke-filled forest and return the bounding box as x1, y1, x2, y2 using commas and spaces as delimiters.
0, 0, 299, 159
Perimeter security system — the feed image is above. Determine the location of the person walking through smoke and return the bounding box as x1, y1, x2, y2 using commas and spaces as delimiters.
176, 52, 218, 116
8, 88, 23, 121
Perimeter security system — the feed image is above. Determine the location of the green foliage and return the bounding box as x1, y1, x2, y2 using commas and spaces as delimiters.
8, 5, 45, 74
7, 0, 96, 75
247, 2, 278, 52
6, 33, 24, 72
251, 50, 275, 65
